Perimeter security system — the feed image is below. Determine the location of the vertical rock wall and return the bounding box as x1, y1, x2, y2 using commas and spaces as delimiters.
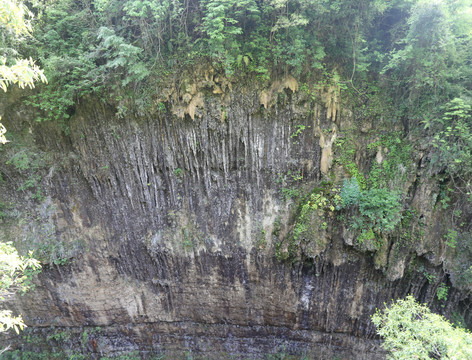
0, 80, 470, 359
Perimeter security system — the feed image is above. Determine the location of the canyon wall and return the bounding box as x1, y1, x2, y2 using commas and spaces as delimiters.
1, 75, 470, 359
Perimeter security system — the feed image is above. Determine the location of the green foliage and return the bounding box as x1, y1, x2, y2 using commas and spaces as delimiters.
367, 132, 412, 190
254, 223, 267, 250
47, 330, 71, 343
173, 167, 183, 177
5, 149, 46, 201
3, 327, 109, 359
334, 128, 412, 248
97, 26, 150, 86
396, 208, 423, 247
280, 187, 300, 201
19, 0, 411, 124
276, 182, 340, 262
0, 0, 47, 143
22, 0, 102, 128
292, 190, 336, 241
35, 234, 84, 266
7, 149, 42, 172
201, 0, 258, 72
7, 0, 468, 138
372, 295, 472, 360
0, 0, 47, 90
356, 188, 402, 234
334, 136, 367, 189
357, 228, 376, 246
340, 178, 402, 244
0, 241, 40, 297
0, 241, 40, 334
276, 170, 303, 201
428, 97, 472, 192
290, 124, 306, 139
382, 0, 472, 129
382, 1, 452, 118
436, 283, 449, 302
444, 229, 458, 248
340, 177, 361, 208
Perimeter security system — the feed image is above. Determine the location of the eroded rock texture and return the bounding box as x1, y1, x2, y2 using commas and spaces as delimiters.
0, 80, 470, 359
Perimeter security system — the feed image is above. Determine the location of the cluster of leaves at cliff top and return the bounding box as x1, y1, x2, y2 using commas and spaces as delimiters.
9, 0, 467, 124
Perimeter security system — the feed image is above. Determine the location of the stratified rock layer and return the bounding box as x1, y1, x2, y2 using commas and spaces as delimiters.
1, 81, 470, 359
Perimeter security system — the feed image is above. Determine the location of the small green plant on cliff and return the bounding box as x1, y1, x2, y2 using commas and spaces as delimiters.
372, 295, 472, 360
367, 132, 412, 190
292, 189, 338, 242
290, 124, 306, 139
444, 229, 458, 249
276, 182, 340, 261
357, 228, 376, 246
5, 149, 47, 202
255, 224, 267, 250
173, 167, 183, 177
334, 136, 367, 190
47, 329, 71, 342
340, 178, 402, 245
428, 98, 472, 193
277, 170, 304, 201
339, 177, 361, 208
436, 283, 449, 303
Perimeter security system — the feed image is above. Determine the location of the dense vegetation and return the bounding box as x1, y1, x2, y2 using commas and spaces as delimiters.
2, 0, 468, 186
0, 1, 464, 113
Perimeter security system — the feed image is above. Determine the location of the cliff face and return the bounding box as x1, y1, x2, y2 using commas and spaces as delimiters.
0, 75, 470, 359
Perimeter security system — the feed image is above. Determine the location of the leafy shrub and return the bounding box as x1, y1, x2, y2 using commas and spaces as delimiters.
340, 177, 361, 208
445, 229, 458, 248
357, 188, 402, 234
367, 132, 412, 190
372, 296, 472, 360
0, 242, 40, 334
357, 228, 375, 245
429, 98, 472, 185
436, 283, 449, 302
340, 178, 402, 238
97, 26, 150, 86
